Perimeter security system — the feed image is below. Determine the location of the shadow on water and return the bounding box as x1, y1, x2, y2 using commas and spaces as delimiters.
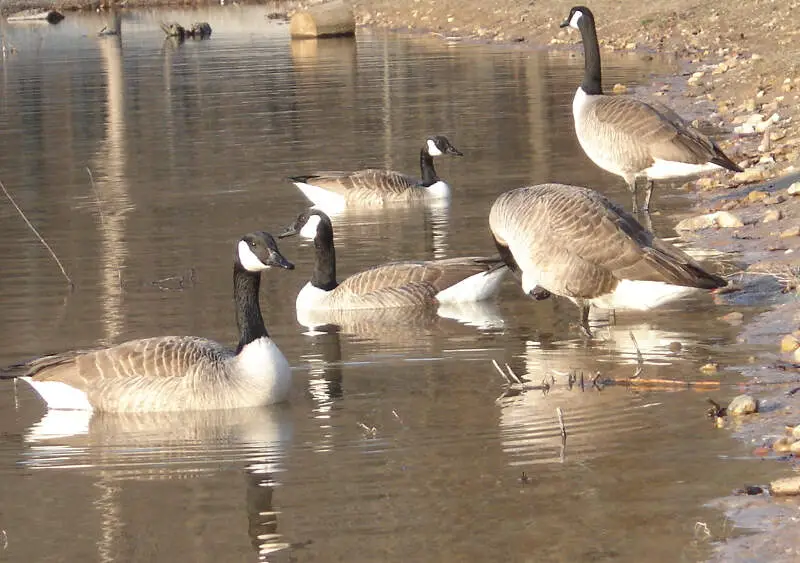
0, 8, 784, 562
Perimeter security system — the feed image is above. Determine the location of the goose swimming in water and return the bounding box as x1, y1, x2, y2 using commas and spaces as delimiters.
279, 209, 507, 311
561, 5, 742, 212
1, 231, 295, 412
289, 135, 463, 212
489, 183, 727, 336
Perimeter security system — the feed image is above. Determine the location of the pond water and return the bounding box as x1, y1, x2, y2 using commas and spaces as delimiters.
0, 8, 781, 562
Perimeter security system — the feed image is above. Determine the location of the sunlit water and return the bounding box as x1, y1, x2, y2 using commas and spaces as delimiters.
0, 8, 780, 562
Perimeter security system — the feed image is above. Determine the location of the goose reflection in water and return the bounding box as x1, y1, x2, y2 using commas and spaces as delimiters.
23, 407, 293, 561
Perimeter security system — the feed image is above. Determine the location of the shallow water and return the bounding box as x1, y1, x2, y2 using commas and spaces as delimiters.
0, 8, 780, 562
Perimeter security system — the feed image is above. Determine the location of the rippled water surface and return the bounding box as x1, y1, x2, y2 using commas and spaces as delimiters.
0, 8, 778, 562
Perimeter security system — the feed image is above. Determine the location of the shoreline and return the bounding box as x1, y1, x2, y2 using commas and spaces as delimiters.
4, 0, 800, 558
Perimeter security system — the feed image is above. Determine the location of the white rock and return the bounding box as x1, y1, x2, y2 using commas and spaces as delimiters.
675, 211, 745, 231
788, 182, 800, 196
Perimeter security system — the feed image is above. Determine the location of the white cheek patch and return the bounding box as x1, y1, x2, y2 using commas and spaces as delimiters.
238, 240, 268, 272
426, 139, 443, 156
299, 214, 322, 239
569, 10, 583, 29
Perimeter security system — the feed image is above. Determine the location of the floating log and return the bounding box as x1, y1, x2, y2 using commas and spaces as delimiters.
6, 9, 65, 24
290, 1, 355, 39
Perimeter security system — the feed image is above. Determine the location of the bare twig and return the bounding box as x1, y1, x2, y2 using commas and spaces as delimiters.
504, 363, 523, 384
629, 331, 644, 378
0, 180, 73, 289
556, 407, 567, 444
86, 167, 106, 229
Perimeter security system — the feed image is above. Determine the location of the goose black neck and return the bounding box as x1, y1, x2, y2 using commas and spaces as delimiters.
420, 149, 439, 187
311, 218, 338, 291
578, 14, 603, 95
234, 266, 268, 353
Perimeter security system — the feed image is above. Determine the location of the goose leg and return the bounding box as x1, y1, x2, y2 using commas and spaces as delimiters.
642, 179, 655, 212
627, 176, 639, 214
578, 303, 593, 339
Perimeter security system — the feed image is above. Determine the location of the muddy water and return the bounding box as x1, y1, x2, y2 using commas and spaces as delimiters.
0, 8, 779, 562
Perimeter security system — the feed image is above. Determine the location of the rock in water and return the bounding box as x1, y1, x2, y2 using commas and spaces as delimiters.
727, 394, 758, 415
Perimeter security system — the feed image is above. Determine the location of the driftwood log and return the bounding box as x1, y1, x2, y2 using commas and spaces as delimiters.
290, 1, 355, 39
7, 9, 65, 24
160, 22, 212, 40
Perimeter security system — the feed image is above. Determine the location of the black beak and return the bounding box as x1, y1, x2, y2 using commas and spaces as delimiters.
447, 146, 464, 157
269, 249, 294, 270
278, 220, 301, 239
559, 19, 570, 28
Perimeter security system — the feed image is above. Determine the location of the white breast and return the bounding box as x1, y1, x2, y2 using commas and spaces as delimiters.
425, 180, 451, 200
235, 337, 292, 404
296, 281, 333, 310
642, 159, 721, 180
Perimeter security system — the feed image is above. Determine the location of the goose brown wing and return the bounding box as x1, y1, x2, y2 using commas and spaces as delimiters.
590, 96, 717, 165
490, 184, 725, 299
294, 169, 420, 196
13, 336, 230, 392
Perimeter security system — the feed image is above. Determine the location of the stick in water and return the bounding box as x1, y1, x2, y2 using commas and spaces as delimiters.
556, 407, 567, 445
0, 179, 74, 289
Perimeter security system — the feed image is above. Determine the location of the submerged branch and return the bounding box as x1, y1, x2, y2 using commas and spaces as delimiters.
0, 179, 73, 289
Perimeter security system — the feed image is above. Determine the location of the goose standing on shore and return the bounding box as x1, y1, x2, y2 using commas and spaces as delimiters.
561, 6, 742, 212
279, 209, 507, 311
1, 232, 295, 412
289, 135, 463, 213
489, 184, 727, 336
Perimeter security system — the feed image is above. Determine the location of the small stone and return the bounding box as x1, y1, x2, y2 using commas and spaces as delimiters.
792, 425, 800, 440
733, 168, 767, 183
781, 334, 800, 353
668, 341, 682, 353
795, 348, 800, 363
747, 190, 769, 202
791, 441, 800, 455
712, 62, 729, 75
764, 194, 786, 205
728, 394, 758, 415
675, 211, 744, 231
773, 437, 795, 453
770, 476, 800, 496
779, 226, 800, 239
625, 42, 637, 50
720, 311, 744, 324
788, 182, 800, 196
763, 209, 783, 223
700, 362, 719, 374
612, 83, 628, 94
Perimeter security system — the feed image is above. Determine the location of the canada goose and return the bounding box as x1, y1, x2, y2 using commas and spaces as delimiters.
560, 6, 742, 212
289, 135, 463, 212
1, 232, 295, 412
279, 209, 507, 311
489, 184, 727, 336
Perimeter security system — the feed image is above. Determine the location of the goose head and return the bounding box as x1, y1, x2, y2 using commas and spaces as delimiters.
560, 5, 594, 30
425, 135, 463, 157
279, 209, 334, 242
236, 231, 295, 272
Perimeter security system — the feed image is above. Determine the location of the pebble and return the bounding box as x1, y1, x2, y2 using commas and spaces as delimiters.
773, 436, 795, 453
788, 182, 800, 196
675, 211, 744, 231
747, 190, 769, 202
612, 83, 628, 94
764, 194, 786, 205
763, 209, 783, 223
792, 425, 800, 440
720, 311, 744, 324
728, 394, 758, 415
780, 334, 800, 353
791, 441, 800, 455
700, 362, 719, 374
770, 475, 800, 496
779, 226, 800, 239
733, 168, 767, 183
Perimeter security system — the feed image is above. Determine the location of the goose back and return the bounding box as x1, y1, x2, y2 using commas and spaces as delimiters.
489, 184, 726, 303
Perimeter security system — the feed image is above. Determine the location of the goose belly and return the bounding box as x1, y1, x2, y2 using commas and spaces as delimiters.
233, 337, 292, 406
435, 267, 507, 304
21, 377, 93, 411
590, 279, 697, 311
642, 159, 721, 180
424, 181, 451, 200
294, 182, 347, 213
